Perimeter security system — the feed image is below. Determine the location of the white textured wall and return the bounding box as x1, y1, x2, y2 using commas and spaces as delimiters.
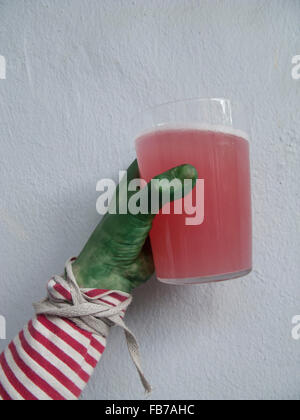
0, 0, 299, 400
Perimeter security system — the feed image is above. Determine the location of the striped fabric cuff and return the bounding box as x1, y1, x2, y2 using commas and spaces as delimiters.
0, 280, 128, 400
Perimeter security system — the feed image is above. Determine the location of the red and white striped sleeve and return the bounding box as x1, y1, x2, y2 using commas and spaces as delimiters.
0, 281, 128, 400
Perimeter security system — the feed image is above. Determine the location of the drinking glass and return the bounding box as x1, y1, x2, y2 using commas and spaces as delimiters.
135, 98, 252, 284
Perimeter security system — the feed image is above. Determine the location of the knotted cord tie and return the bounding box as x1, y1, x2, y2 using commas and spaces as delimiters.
33, 258, 152, 394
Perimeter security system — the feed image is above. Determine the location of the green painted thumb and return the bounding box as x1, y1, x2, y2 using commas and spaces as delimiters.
134, 163, 198, 222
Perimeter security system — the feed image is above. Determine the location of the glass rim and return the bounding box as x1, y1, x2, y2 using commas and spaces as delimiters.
132, 97, 250, 141
136, 97, 234, 116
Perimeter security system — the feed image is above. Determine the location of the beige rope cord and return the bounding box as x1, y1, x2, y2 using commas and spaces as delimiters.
33, 258, 152, 394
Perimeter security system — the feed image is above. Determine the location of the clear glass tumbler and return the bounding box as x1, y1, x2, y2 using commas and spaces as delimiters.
135, 98, 252, 285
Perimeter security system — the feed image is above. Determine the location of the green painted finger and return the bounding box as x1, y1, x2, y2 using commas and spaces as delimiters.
136, 163, 198, 222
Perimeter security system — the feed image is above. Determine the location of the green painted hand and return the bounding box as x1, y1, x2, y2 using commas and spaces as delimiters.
73, 160, 198, 293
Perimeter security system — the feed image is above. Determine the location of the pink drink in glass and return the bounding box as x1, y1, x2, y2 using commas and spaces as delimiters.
135, 127, 252, 284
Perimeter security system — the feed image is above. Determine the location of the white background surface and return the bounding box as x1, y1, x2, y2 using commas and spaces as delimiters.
0, 0, 299, 400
